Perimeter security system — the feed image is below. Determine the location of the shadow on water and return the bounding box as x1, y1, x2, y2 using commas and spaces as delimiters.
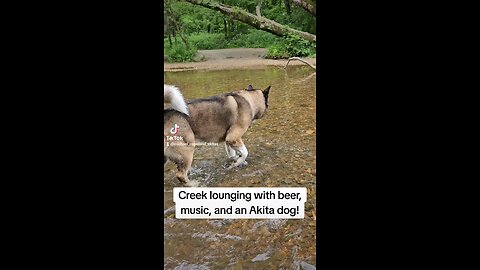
164, 66, 316, 270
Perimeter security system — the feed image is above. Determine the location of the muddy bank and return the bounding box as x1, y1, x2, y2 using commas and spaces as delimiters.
164, 48, 316, 72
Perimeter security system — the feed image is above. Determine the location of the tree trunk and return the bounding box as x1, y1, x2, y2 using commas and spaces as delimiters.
283, 0, 291, 15
256, 0, 262, 17
230, 19, 234, 32
164, 2, 190, 50
291, 0, 316, 17
182, 0, 316, 42
171, 18, 190, 49
223, 17, 227, 38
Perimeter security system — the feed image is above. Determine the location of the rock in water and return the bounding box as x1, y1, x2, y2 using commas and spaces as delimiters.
251, 251, 270, 262
299, 261, 316, 270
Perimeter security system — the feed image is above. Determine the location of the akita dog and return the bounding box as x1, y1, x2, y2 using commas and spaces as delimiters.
164, 84, 270, 186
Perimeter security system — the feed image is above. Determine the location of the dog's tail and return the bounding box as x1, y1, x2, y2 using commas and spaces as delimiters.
164, 84, 189, 116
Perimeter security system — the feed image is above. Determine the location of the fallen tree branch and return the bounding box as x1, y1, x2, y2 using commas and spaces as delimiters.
284, 57, 316, 70
182, 0, 316, 42
291, 0, 316, 17
301, 72, 316, 82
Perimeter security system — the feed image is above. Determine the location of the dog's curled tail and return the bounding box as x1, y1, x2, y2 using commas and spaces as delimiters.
164, 84, 189, 116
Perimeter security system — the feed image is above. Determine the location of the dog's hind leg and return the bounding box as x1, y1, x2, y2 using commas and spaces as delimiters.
174, 146, 199, 187
225, 138, 249, 169
224, 142, 238, 160
175, 163, 190, 185
225, 121, 249, 169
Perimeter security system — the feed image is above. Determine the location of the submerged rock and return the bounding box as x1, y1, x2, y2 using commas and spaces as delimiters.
164, 206, 175, 215
299, 261, 316, 270
242, 170, 264, 177
266, 219, 287, 231
191, 231, 242, 242
251, 251, 271, 262
173, 261, 210, 270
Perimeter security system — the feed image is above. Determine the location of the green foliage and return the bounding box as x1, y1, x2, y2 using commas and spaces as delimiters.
264, 43, 288, 59
264, 33, 316, 59
164, 0, 317, 62
283, 33, 316, 57
163, 31, 317, 62
188, 33, 227, 49
168, 0, 316, 36
224, 29, 278, 48
164, 42, 197, 63
167, 30, 279, 52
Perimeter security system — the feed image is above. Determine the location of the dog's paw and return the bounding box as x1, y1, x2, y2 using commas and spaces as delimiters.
227, 155, 239, 162
226, 161, 248, 170
226, 161, 238, 170
224, 158, 238, 169
237, 161, 248, 168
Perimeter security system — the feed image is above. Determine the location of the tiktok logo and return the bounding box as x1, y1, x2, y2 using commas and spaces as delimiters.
170, 123, 180, 135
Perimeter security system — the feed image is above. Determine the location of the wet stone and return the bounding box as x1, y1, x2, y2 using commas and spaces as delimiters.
251, 251, 271, 262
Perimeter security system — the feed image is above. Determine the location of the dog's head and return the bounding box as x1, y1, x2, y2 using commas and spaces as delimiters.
246, 84, 271, 119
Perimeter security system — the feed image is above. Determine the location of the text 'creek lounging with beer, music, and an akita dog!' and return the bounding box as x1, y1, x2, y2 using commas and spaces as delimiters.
173, 188, 307, 219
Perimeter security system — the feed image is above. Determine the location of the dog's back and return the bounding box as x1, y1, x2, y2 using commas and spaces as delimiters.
185, 88, 269, 143
185, 94, 247, 142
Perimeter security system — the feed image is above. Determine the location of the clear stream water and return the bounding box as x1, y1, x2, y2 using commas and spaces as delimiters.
164, 66, 316, 270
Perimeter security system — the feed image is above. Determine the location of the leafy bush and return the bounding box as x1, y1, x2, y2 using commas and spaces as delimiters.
186, 30, 278, 50
164, 42, 197, 63
188, 33, 227, 50
264, 43, 288, 59
163, 32, 316, 62
283, 33, 316, 57
264, 33, 316, 59
226, 30, 278, 48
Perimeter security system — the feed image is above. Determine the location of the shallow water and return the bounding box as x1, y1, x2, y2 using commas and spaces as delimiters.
164, 66, 316, 269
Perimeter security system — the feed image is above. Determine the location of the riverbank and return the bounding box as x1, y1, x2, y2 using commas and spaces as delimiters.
164, 48, 316, 72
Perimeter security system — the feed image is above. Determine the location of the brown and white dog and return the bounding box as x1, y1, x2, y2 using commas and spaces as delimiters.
164, 84, 271, 186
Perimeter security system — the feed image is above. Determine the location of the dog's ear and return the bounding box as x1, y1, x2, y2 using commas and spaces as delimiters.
246, 85, 254, 91
262, 86, 271, 97
262, 86, 271, 105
